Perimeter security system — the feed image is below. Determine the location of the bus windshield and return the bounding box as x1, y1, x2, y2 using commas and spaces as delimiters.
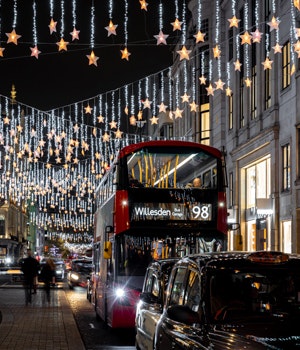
126, 147, 218, 189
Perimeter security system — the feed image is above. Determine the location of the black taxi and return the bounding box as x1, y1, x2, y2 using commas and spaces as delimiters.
154, 251, 300, 349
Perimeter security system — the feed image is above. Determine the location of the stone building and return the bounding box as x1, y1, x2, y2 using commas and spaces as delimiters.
150, 0, 300, 253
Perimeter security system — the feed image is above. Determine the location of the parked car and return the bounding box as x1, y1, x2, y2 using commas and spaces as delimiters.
154, 251, 300, 350
67, 259, 93, 289
135, 258, 179, 350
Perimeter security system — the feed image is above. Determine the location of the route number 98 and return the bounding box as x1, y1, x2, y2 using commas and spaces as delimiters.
192, 204, 211, 220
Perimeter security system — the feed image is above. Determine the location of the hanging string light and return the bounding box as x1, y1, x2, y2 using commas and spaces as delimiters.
121, 0, 131, 60
86, 1, 99, 66
56, 0, 69, 51
70, 0, 80, 41
6, 0, 21, 45
30, 1, 40, 59
194, 0, 205, 43
105, 0, 118, 37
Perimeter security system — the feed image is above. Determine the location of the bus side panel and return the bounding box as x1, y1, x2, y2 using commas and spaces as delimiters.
115, 191, 129, 234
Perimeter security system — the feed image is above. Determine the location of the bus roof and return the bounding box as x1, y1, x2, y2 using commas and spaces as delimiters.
118, 140, 223, 159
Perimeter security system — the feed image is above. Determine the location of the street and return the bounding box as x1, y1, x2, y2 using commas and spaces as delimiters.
0, 272, 136, 350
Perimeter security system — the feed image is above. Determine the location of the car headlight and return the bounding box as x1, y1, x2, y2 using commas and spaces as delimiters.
70, 272, 79, 281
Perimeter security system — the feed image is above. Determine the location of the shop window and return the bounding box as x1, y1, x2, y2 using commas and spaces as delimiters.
282, 144, 290, 191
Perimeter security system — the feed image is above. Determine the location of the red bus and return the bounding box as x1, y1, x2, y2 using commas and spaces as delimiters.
91, 140, 228, 328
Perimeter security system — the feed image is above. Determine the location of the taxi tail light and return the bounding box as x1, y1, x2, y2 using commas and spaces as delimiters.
247, 251, 289, 264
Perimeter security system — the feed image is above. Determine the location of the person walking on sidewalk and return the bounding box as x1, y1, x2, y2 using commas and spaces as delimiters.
40, 258, 56, 302
20, 249, 40, 305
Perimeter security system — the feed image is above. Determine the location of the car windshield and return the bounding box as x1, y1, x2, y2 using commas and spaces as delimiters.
208, 265, 300, 323
72, 260, 93, 273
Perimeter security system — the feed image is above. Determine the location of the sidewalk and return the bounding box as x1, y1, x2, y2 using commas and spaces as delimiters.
0, 285, 85, 350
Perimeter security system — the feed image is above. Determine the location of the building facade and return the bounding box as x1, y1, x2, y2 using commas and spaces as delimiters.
150, 0, 300, 253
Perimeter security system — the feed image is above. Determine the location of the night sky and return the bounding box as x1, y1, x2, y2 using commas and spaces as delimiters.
0, 1, 180, 111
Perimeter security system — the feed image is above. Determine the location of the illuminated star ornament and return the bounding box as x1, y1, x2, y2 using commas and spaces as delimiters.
171, 18, 182, 31
30, 46, 41, 59
0, 47, 5, 57
150, 116, 159, 124
262, 57, 273, 70
251, 29, 263, 43
86, 51, 99, 66
121, 47, 131, 61
228, 16, 240, 28
154, 30, 169, 45
181, 93, 190, 103
105, 20, 118, 37
193, 31, 206, 43
6, 29, 21, 45
177, 46, 191, 60
273, 43, 282, 54
234, 59, 242, 71
158, 102, 168, 113
206, 84, 215, 96
245, 77, 252, 87
226, 87, 232, 96
142, 98, 152, 109
48, 18, 57, 34
268, 16, 280, 31
294, 0, 300, 10
140, 0, 148, 11
189, 101, 198, 112
215, 79, 225, 90
199, 75, 207, 85
56, 38, 69, 51
240, 31, 252, 45
213, 45, 221, 58
70, 27, 80, 41
114, 129, 123, 139
84, 104, 93, 114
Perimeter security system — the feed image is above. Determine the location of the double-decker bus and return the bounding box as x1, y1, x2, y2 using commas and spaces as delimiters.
91, 140, 228, 328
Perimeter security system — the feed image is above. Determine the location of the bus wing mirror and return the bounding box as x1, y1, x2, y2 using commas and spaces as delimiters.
104, 241, 112, 259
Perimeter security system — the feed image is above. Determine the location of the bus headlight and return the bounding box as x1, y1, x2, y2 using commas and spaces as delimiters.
115, 287, 125, 298
70, 272, 79, 281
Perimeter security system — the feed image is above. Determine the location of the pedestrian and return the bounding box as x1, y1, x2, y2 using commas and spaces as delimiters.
40, 258, 56, 302
20, 249, 40, 305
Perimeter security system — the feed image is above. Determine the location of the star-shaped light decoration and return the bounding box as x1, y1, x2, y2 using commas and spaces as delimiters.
102, 132, 110, 142
150, 116, 159, 124
189, 101, 198, 112
56, 38, 69, 51
251, 29, 263, 43
181, 93, 190, 103
240, 31, 252, 45
114, 129, 123, 139
213, 45, 221, 58
193, 31, 206, 43
70, 27, 80, 41
140, 0, 148, 11
154, 30, 169, 45
177, 45, 191, 60
158, 102, 168, 113
137, 110, 143, 120
142, 98, 152, 109
97, 115, 104, 123
49, 18, 57, 34
228, 15, 240, 28
234, 59, 242, 71
245, 77, 252, 87
293, 40, 300, 53
3, 116, 10, 124
171, 18, 182, 31
124, 106, 129, 115
73, 124, 79, 133
174, 107, 183, 119
215, 79, 225, 90
84, 104, 92, 114
267, 16, 280, 31
273, 43, 282, 54
121, 47, 131, 61
199, 75, 207, 85
109, 120, 117, 129
294, 0, 300, 10
6, 29, 21, 45
206, 84, 215, 96
105, 20, 118, 37
291, 63, 296, 76
86, 51, 99, 66
130, 115, 137, 126
226, 86, 232, 96
295, 28, 300, 38
30, 46, 41, 59
0, 47, 5, 57
262, 57, 273, 70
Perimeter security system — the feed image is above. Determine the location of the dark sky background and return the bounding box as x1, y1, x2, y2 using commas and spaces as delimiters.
0, 1, 181, 111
